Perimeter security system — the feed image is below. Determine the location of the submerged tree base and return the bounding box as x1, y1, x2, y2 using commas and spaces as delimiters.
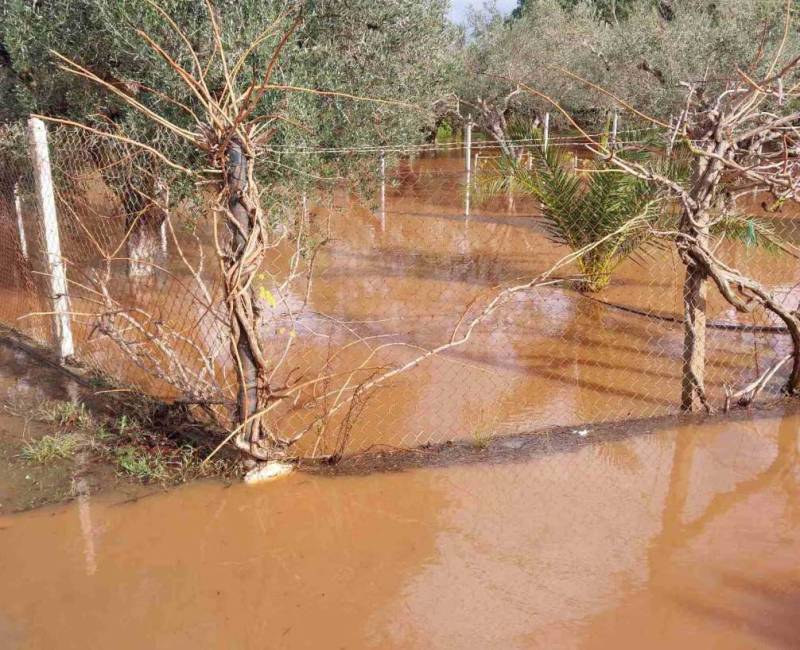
243, 461, 294, 485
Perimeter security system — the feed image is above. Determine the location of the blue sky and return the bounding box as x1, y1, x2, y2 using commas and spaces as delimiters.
448, 0, 517, 24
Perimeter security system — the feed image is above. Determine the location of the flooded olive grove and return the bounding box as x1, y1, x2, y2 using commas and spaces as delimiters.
1, 0, 800, 647
1, 137, 799, 456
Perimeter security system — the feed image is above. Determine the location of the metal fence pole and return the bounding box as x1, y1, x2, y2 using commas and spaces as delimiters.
13, 182, 29, 260
27, 116, 74, 361
543, 112, 550, 151
611, 110, 619, 149
465, 119, 473, 173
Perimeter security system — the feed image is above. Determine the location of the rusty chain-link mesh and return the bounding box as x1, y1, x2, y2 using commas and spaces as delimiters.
0, 122, 796, 460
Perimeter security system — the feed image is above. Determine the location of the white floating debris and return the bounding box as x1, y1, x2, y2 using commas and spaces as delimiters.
574, 429, 590, 438
244, 461, 294, 485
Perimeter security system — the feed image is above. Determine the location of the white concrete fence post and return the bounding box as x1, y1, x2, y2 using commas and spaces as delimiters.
464, 118, 473, 217
465, 160, 472, 219
160, 220, 168, 256
13, 182, 29, 260
666, 114, 676, 157
27, 116, 74, 361
379, 149, 386, 231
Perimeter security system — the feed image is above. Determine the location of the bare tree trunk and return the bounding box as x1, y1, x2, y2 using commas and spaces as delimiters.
679, 136, 728, 411
681, 253, 708, 410
127, 219, 162, 277
225, 138, 260, 438
121, 176, 167, 278
474, 98, 531, 163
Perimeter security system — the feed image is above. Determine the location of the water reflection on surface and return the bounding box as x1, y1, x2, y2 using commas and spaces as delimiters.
1, 410, 797, 649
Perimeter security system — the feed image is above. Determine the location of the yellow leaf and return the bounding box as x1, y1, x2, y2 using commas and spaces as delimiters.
259, 286, 277, 308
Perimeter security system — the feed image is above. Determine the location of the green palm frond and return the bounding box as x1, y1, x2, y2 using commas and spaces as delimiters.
477, 129, 786, 292
478, 130, 674, 291
711, 214, 783, 252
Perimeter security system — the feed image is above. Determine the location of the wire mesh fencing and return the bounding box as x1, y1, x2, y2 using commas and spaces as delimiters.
0, 119, 797, 461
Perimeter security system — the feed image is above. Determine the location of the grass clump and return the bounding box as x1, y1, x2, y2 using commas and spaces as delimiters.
20, 433, 80, 463
7, 394, 240, 486
115, 446, 169, 483
471, 427, 493, 450
37, 400, 93, 429
115, 444, 238, 485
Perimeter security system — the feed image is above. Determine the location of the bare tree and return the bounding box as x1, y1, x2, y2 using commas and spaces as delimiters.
42, 1, 453, 463
511, 2, 800, 411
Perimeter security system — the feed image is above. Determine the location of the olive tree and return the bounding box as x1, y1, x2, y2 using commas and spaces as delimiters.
454, 0, 800, 144
1, 0, 456, 461
2, 0, 455, 275
509, 1, 800, 412
599, 0, 800, 123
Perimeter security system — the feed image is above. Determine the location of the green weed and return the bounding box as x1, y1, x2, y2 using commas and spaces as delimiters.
471, 428, 493, 450
435, 120, 454, 142
20, 433, 81, 463
37, 400, 92, 430
115, 415, 137, 437
115, 446, 169, 483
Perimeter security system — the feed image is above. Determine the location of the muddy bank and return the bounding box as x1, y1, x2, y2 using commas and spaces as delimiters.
1, 409, 798, 649
304, 396, 800, 476
0, 335, 237, 514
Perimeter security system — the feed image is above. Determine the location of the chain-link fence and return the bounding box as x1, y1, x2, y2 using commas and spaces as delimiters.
0, 119, 796, 460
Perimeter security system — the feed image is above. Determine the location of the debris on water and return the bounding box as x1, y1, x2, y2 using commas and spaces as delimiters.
244, 461, 294, 485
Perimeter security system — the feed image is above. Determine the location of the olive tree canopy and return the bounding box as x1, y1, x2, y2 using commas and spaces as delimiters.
1, 0, 457, 172
455, 0, 800, 134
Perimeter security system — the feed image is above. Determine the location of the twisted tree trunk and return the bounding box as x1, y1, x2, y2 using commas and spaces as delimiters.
679, 133, 729, 411
224, 137, 273, 459
681, 254, 708, 410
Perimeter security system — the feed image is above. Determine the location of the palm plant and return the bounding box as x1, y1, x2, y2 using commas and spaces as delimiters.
480, 133, 787, 293
482, 133, 680, 292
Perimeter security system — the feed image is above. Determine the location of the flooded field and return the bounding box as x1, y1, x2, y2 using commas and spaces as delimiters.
3, 148, 800, 457
1, 406, 798, 649
1, 172, 799, 646
3, 5, 800, 648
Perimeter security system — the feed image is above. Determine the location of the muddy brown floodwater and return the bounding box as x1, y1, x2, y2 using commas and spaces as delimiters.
1, 406, 798, 649
5, 150, 800, 457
